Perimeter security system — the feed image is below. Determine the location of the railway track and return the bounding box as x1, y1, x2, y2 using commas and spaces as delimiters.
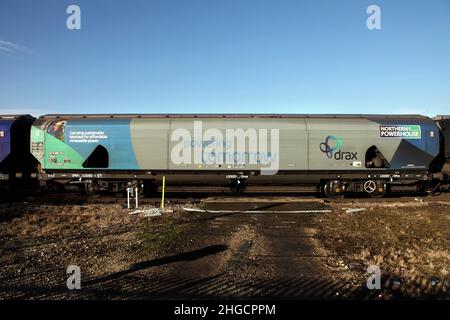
1, 187, 449, 205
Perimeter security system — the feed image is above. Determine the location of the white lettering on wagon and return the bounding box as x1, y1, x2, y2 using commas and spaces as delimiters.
379, 125, 421, 139
68, 131, 108, 143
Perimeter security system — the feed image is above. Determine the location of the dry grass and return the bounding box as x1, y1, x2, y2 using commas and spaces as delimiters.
317, 203, 450, 298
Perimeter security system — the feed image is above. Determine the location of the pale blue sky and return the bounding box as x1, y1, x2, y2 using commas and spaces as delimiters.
0, 0, 449, 116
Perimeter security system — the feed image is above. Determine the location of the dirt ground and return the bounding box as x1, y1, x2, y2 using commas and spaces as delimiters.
0, 194, 448, 299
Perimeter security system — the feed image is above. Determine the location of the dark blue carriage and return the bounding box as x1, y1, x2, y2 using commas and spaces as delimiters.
0, 115, 36, 183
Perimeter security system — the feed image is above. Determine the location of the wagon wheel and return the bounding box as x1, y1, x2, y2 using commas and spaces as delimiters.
363, 180, 377, 193
322, 181, 344, 199
81, 182, 96, 196
364, 180, 385, 198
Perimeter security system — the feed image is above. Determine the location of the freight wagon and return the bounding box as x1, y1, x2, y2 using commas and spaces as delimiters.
29, 114, 450, 197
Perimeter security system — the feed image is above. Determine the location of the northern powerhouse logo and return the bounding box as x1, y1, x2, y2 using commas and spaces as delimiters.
319, 136, 358, 160
379, 125, 421, 139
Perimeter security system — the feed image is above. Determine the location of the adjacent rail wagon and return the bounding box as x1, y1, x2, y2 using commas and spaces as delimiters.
434, 116, 450, 175
29, 114, 449, 197
0, 115, 36, 185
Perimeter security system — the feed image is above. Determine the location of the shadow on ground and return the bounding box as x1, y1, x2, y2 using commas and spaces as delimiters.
2, 244, 447, 300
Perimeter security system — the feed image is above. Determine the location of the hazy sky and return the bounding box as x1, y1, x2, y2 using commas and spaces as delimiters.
1, 0, 449, 116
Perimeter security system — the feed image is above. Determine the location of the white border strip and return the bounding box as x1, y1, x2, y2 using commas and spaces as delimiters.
183, 208, 332, 214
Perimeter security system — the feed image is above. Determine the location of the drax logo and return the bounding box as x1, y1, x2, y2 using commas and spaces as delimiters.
319, 136, 358, 160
